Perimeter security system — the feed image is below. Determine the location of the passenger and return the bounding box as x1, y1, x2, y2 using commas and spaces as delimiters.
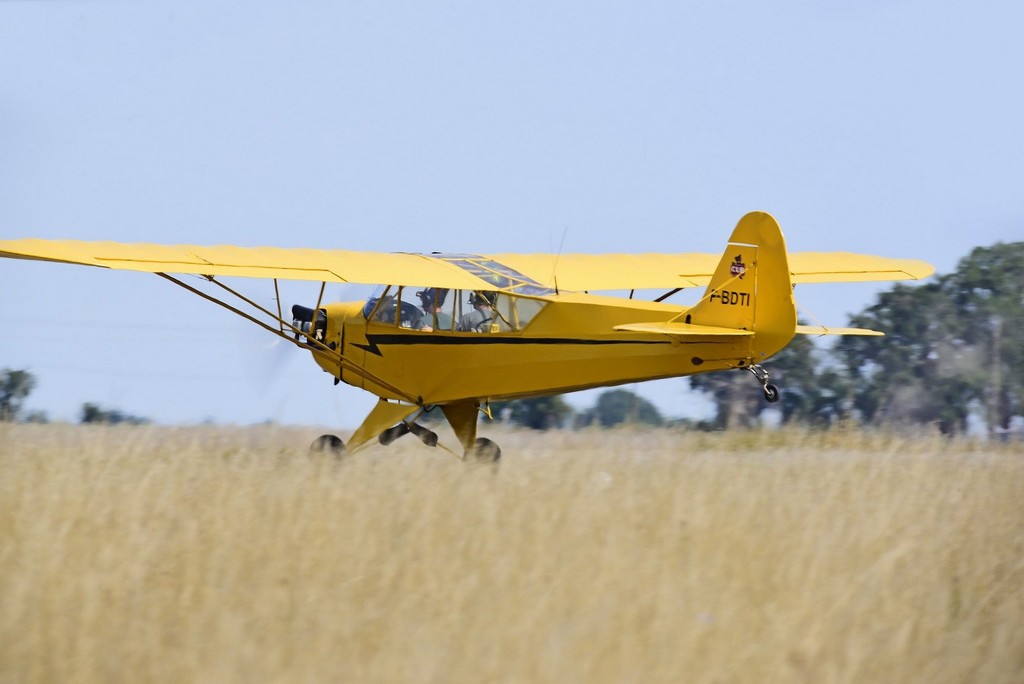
457, 291, 496, 332
417, 288, 452, 332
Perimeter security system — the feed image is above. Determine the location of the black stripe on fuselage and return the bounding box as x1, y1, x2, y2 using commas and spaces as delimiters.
352, 334, 676, 356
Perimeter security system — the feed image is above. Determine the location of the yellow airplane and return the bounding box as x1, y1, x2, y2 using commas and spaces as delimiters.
0, 211, 932, 460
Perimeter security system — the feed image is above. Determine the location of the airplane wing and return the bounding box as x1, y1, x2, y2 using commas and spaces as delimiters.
0, 238, 933, 292
786, 253, 935, 284
488, 252, 935, 291
0, 239, 491, 290
488, 252, 719, 291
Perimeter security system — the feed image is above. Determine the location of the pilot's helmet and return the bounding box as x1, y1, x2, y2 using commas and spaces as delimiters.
417, 288, 449, 308
471, 291, 497, 307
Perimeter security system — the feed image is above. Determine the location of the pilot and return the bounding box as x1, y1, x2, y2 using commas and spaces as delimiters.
416, 288, 452, 332
457, 291, 497, 332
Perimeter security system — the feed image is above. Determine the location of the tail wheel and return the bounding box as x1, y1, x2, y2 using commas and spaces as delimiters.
748, 364, 781, 403
310, 434, 347, 457
466, 437, 501, 463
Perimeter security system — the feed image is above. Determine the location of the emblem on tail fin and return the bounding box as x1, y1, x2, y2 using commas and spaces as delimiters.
730, 255, 746, 279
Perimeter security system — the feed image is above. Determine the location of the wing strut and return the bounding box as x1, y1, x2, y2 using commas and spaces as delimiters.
155, 272, 417, 403
654, 287, 682, 303
273, 278, 284, 334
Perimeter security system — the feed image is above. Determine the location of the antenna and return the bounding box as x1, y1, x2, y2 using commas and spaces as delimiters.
550, 226, 569, 293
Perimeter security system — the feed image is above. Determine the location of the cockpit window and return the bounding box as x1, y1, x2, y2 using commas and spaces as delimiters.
414, 287, 455, 332
364, 285, 547, 334
362, 285, 389, 319
453, 290, 546, 333
363, 285, 425, 328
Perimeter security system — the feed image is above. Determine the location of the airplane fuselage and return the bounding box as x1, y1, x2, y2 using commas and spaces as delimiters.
309, 291, 764, 407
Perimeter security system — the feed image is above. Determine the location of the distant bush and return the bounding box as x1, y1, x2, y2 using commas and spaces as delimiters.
80, 402, 150, 425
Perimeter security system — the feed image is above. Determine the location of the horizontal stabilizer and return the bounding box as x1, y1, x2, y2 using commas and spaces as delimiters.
614, 322, 754, 337
795, 324, 884, 337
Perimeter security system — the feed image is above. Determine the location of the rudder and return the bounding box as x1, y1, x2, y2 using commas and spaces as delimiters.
686, 212, 796, 361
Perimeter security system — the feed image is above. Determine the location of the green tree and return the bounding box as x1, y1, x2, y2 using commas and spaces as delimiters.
0, 368, 37, 422
836, 281, 963, 431
578, 389, 664, 427
768, 333, 853, 426
946, 242, 1024, 433
688, 325, 848, 429
491, 395, 573, 430
837, 241, 1024, 435
687, 370, 760, 429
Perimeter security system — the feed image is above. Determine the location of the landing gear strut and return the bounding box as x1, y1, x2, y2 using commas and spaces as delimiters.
378, 419, 501, 463
378, 421, 440, 446
747, 364, 781, 403
311, 402, 501, 462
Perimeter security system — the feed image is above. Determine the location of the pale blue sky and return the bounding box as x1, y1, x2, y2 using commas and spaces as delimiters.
2, 1, 1022, 426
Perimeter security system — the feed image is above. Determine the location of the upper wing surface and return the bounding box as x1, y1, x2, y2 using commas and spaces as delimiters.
489, 252, 934, 291
785, 252, 935, 283
0, 239, 491, 289
0, 238, 934, 291
488, 253, 719, 291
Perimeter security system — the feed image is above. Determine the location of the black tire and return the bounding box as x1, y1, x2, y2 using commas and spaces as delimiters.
466, 437, 501, 463
310, 434, 346, 457
763, 384, 781, 403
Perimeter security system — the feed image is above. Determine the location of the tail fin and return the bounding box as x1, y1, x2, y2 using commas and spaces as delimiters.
685, 212, 796, 360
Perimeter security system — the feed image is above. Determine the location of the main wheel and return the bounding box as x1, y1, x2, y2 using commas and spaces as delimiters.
763, 384, 781, 403
465, 437, 501, 463
310, 434, 347, 457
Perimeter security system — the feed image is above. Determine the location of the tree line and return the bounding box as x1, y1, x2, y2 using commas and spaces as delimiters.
0, 370, 149, 425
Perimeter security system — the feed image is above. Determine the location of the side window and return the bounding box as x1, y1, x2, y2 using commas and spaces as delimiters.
394, 287, 423, 329
414, 288, 455, 332
453, 290, 466, 326
368, 286, 397, 324
456, 291, 501, 332
491, 294, 546, 331
366, 286, 423, 328
492, 293, 514, 332
435, 289, 456, 331
511, 296, 545, 328
367, 287, 546, 333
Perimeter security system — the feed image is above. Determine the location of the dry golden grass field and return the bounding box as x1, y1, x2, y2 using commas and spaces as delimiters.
1, 423, 1022, 683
